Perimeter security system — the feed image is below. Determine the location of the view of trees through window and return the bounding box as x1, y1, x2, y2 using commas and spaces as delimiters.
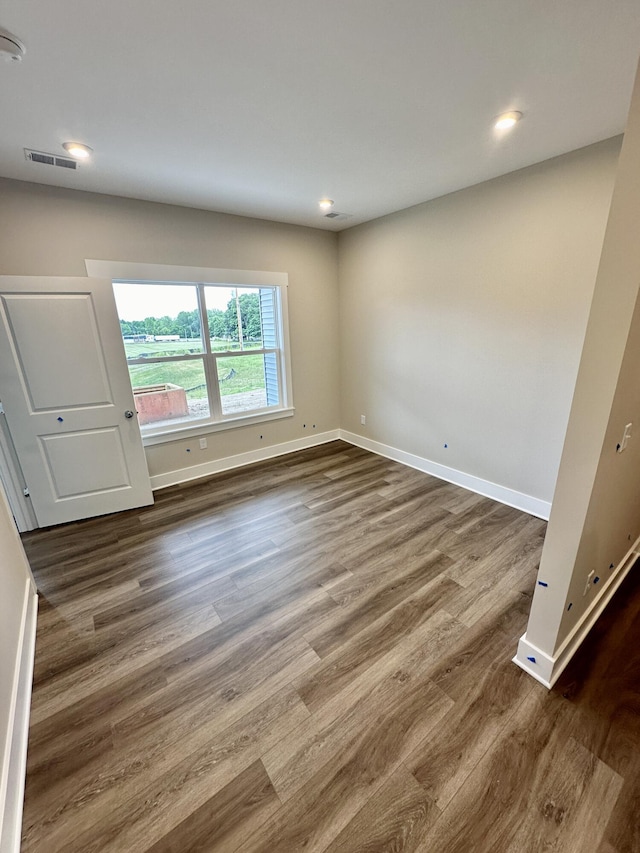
118, 291, 263, 344
113, 283, 282, 430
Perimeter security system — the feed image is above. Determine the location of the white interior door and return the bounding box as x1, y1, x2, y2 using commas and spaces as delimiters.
0, 276, 153, 527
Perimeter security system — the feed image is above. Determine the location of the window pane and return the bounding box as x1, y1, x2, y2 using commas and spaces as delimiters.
113, 283, 204, 359
216, 354, 279, 415
129, 360, 210, 427
205, 286, 268, 351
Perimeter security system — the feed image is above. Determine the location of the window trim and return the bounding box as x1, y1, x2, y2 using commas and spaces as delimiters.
85, 260, 294, 444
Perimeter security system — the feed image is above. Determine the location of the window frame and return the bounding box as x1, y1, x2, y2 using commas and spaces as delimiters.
85, 260, 294, 445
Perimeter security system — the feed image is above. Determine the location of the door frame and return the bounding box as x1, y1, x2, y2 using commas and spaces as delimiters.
0, 410, 37, 532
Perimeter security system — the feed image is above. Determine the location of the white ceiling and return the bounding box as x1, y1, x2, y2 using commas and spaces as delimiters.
1, 1, 639, 231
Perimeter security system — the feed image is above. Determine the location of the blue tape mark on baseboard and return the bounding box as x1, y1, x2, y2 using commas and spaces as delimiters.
537, 581, 548, 587
527, 656, 536, 663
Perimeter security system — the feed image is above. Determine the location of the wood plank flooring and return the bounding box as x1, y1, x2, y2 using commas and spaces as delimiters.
19, 440, 640, 852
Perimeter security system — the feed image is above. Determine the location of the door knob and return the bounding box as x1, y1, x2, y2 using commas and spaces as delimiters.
124, 410, 135, 419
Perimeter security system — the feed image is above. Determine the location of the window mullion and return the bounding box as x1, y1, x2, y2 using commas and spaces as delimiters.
198, 284, 223, 420
197, 284, 212, 353
205, 354, 222, 420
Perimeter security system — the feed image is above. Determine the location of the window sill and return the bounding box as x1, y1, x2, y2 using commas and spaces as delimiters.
141, 407, 295, 447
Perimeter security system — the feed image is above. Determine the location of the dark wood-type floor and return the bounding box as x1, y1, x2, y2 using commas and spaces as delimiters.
20, 440, 640, 852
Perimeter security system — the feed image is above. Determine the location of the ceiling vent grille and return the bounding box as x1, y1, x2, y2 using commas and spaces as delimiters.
325, 211, 352, 220
24, 149, 78, 170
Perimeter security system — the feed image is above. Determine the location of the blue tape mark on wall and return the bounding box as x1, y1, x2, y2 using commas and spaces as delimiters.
567, 602, 573, 611
57, 417, 64, 422
594, 576, 600, 584
537, 581, 548, 587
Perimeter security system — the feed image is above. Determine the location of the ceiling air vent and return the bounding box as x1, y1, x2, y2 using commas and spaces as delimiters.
24, 149, 78, 170
325, 211, 352, 221
55, 156, 77, 169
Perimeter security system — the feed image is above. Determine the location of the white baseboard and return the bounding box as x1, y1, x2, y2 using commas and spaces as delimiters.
0, 584, 37, 853
338, 430, 551, 520
150, 430, 341, 490
513, 537, 640, 688
512, 637, 554, 688
150, 426, 551, 521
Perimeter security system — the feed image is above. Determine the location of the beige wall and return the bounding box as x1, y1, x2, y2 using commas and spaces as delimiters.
0, 141, 622, 498
522, 59, 640, 663
0, 179, 340, 478
337, 138, 620, 505
554, 289, 640, 640
0, 477, 35, 845
0, 478, 32, 752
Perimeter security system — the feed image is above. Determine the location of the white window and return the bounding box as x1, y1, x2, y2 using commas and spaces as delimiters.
86, 261, 293, 444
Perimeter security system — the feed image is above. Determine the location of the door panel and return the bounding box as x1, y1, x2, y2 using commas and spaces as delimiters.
0, 277, 153, 527
2, 293, 113, 409
39, 428, 130, 497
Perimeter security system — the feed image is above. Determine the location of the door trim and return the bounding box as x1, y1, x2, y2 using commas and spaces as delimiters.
0, 416, 36, 532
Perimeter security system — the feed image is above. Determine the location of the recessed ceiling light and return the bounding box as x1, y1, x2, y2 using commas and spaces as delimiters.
319, 198, 334, 211
494, 111, 523, 131
62, 142, 93, 160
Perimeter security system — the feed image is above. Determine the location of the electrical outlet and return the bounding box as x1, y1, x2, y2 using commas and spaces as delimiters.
360, 414, 366, 425
199, 438, 207, 449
